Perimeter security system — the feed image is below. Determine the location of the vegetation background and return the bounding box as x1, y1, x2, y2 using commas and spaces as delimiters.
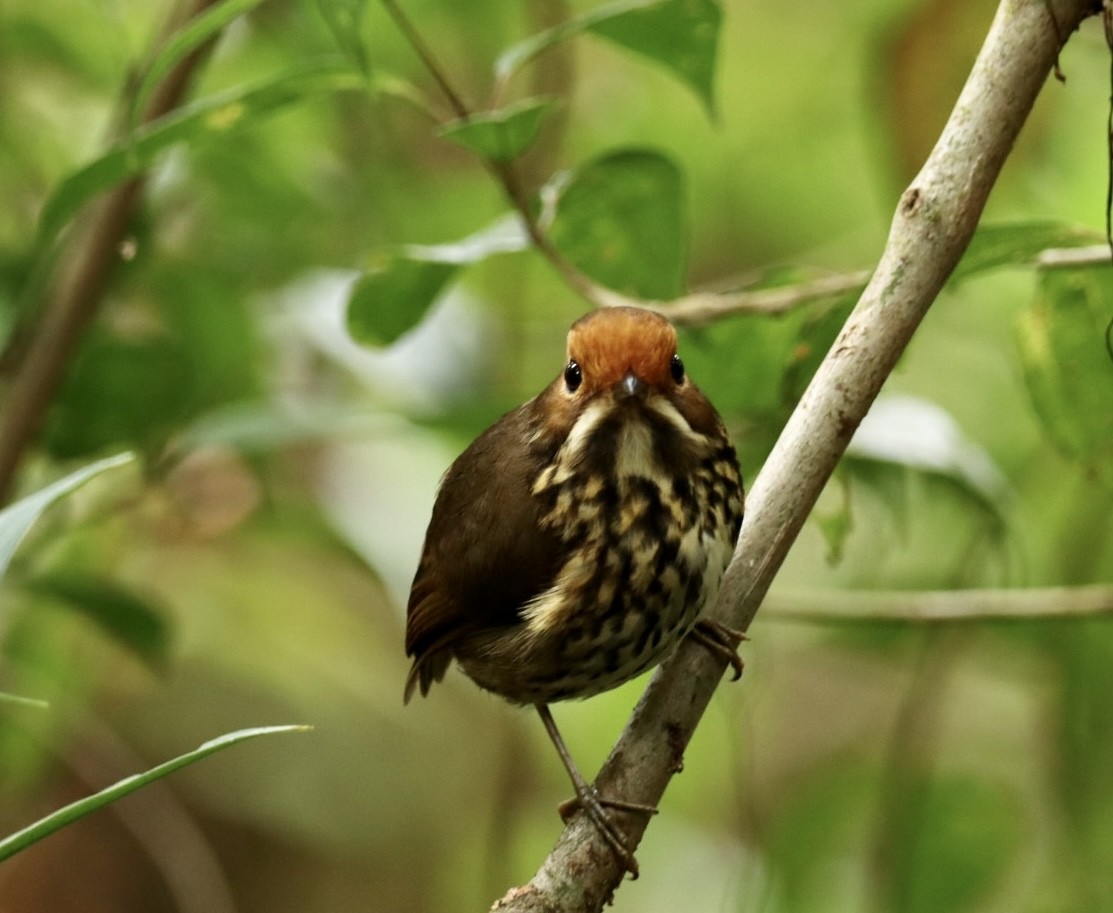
1, 0, 1112, 911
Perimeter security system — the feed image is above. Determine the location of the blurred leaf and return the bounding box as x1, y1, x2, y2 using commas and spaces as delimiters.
0, 453, 134, 584
45, 332, 195, 459
1015, 267, 1113, 486
846, 394, 1012, 510
126, 0, 269, 132
0, 725, 311, 862
495, 0, 721, 116
24, 572, 171, 670
439, 97, 557, 161
953, 222, 1102, 283
815, 474, 853, 565
347, 214, 529, 346
178, 402, 398, 453
316, 0, 370, 74
883, 775, 1021, 913
37, 59, 362, 246
548, 148, 686, 299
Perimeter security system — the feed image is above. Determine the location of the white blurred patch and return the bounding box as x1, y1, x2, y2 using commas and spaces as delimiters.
848, 394, 1012, 505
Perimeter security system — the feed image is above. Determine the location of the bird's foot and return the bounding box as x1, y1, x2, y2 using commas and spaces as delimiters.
689, 619, 747, 681
556, 785, 657, 877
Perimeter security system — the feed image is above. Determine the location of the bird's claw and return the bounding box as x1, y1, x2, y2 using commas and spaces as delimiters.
689, 619, 747, 680
557, 785, 657, 878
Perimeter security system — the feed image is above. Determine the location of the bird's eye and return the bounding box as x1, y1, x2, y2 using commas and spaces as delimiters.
670, 354, 685, 384
564, 360, 583, 392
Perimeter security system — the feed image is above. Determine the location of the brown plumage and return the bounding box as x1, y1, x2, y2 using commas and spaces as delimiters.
404, 306, 744, 875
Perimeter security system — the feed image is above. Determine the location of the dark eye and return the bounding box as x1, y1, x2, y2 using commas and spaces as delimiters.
670, 354, 685, 384
564, 360, 582, 392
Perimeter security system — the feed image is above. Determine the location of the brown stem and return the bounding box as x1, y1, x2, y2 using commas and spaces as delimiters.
0, 0, 221, 503
491, 1, 1099, 909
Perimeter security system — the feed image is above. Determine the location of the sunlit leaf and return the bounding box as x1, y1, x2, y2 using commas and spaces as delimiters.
347, 214, 530, 346
548, 148, 686, 299
953, 222, 1102, 283
24, 572, 171, 670
0, 453, 134, 584
439, 97, 558, 161
1015, 267, 1113, 486
0, 726, 310, 862
495, 0, 721, 116
38, 59, 363, 246
126, 0, 269, 132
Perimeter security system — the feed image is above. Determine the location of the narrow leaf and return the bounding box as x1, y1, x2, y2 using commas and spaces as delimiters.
38, 59, 362, 246
0, 726, 310, 862
547, 148, 687, 299
126, 0, 269, 132
0, 453, 134, 583
440, 97, 557, 162
0, 693, 50, 710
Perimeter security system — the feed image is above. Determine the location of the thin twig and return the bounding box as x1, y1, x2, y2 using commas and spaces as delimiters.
0, 0, 221, 503
379, 0, 470, 119
492, 1, 1099, 909
761, 583, 1113, 624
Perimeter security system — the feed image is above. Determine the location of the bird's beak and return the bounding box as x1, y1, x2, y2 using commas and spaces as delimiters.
618, 372, 645, 398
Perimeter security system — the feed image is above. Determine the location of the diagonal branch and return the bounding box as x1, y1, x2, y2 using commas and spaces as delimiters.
492, 0, 1101, 909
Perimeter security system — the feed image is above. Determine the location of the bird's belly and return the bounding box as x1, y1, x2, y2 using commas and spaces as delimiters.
456, 471, 736, 705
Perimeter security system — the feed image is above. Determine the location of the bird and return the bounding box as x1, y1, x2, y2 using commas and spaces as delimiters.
404, 306, 744, 875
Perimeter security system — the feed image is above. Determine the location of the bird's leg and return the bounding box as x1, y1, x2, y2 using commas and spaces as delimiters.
689, 618, 747, 680
536, 704, 655, 878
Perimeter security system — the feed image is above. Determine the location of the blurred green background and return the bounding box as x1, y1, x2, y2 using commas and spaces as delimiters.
1, 0, 1113, 911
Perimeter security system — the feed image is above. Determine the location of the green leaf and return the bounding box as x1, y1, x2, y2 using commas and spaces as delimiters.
0, 725, 310, 862
1015, 267, 1113, 486
952, 222, 1102, 283
348, 258, 457, 347
347, 214, 530, 346
316, 0, 370, 74
548, 148, 687, 299
126, 0, 269, 133
45, 331, 195, 458
0, 453, 134, 583
24, 572, 171, 670
37, 59, 363, 246
588, 0, 721, 117
495, 0, 722, 117
439, 97, 558, 162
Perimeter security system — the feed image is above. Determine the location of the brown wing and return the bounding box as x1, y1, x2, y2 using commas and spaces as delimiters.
404, 401, 564, 701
